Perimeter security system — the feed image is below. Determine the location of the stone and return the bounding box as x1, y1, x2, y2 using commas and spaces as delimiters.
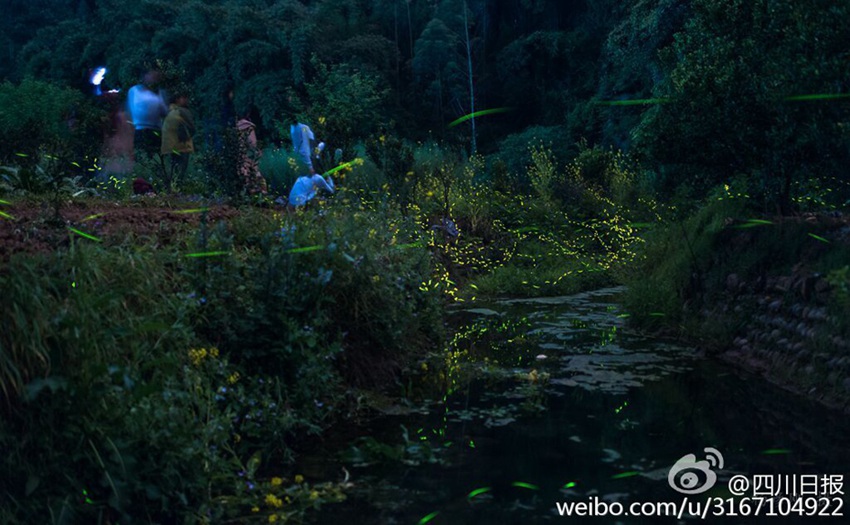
768, 299, 783, 312
726, 273, 741, 292
815, 279, 831, 294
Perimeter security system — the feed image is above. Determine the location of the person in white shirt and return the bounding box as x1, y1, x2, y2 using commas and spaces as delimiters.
288, 173, 334, 207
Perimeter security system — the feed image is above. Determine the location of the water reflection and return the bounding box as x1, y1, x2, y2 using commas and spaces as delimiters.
305, 288, 849, 524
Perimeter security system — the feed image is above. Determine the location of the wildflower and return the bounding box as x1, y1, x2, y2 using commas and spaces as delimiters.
252, 506, 259, 513
227, 372, 241, 385
271, 477, 283, 486
309, 490, 319, 500
269, 515, 278, 523
294, 474, 304, 484
265, 494, 283, 508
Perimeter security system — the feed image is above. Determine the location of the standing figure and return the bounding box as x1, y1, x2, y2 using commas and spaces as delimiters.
127, 69, 168, 160
290, 119, 316, 175
236, 112, 268, 195
161, 91, 195, 190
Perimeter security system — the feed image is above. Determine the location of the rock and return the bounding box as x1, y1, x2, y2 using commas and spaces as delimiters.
726, 273, 741, 292
815, 279, 831, 294
768, 299, 783, 312
844, 378, 850, 393
770, 329, 781, 340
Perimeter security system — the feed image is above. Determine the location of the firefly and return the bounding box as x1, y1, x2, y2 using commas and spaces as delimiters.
448, 107, 515, 128
595, 98, 671, 106
467, 487, 492, 500
611, 471, 640, 479
808, 233, 830, 243
68, 227, 102, 242
185, 251, 230, 258
285, 245, 324, 254
418, 511, 440, 524
171, 208, 209, 214
512, 481, 539, 490
785, 93, 850, 102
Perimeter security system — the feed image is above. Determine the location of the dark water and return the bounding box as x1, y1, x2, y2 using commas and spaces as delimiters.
303, 288, 849, 524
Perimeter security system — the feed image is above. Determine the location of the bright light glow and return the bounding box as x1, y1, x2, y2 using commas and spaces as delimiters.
90, 67, 107, 86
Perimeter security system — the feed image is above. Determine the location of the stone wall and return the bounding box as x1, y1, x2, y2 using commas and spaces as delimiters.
712, 270, 849, 412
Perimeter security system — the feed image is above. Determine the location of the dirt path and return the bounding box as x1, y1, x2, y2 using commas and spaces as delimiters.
0, 197, 243, 261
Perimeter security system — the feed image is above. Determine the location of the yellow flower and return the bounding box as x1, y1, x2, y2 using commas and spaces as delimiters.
265, 494, 283, 508
227, 372, 241, 385
268, 515, 278, 523
309, 490, 319, 500
209, 347, 220, 358
294, 474, 304, 484
251, 506, 260, 513
271, 477, 283, 486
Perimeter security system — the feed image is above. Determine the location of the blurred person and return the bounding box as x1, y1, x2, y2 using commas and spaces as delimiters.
290, 117, 316, 175
236, 110, 268, 195
288, 171, 334, 208
161, 91, 195, 190
127, 69, 167, 159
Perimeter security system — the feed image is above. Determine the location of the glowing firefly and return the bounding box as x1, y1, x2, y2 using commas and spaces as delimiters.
171, 208, 209, 214
511, 481, 539, 490
418, 511, 440, 524
785, 93, 850, 102
467, 487, 492, 500
285, 245, 324, 254
761, 449, 791, 455
448, 108, 515, 128
611, 471, 640, 479
808, 233, 830, 243
324, 160, 358, 177
68, 227, 102, 242
185, 251, 230, 258
595, 98, 671, 106
0, 210, 14, 220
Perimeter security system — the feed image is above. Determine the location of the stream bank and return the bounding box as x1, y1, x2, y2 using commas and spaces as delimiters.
302, 287, 850, 524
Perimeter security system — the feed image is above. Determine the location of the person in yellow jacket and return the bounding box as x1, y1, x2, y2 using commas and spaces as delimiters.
160, 92, 195, 189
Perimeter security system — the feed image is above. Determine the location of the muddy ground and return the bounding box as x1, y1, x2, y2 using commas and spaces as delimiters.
0, 197, 245, 262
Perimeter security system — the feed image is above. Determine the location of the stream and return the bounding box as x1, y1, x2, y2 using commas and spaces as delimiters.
302, 288, 850, 524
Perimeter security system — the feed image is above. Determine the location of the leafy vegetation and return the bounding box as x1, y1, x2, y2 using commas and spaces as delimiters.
2, 0, 850, 523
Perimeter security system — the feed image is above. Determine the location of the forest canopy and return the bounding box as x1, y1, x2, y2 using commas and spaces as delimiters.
3, 0, 850, 207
